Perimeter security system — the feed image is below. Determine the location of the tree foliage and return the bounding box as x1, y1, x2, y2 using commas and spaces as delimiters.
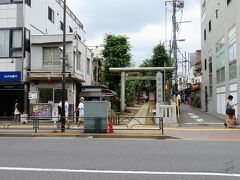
101, 34, 132, 92
140, 43, 173, 98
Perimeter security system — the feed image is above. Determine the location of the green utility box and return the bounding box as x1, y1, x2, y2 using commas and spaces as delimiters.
84, 101, 110, 133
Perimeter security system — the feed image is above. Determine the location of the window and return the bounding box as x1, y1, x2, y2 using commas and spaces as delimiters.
38, 88, 67, 103
69, 26, 73, 33
208, 50, 213, 97
48, 7, 54, 23
215, 9, 218, 19
60, 21, 63, 31
204, 59, 207, 70
76, 51, 81, 70
0, 0, 23, 4
216, 37, 225, 84
228, 25, 236, 80
227, 0, 232, 5
25, 0, 31, 6
209, 20, 211, 32
87, 58, 90, 74
0, 28, 23, 58
24, 28, 30, 52
204, 29, 206, 40
0, 30, 10, 57
43, 47, 61, 66
39, 88, 53, 103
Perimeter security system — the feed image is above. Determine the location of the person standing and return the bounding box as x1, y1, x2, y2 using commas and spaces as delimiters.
225, 95, 237, 128
13, 99, 21, 122
74, 97, 84, 127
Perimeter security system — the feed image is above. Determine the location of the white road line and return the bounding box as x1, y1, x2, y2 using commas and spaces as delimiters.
190, 116, 199, 119
187, 113, 194, 115
0, 167, 240, 177
184, 122, 223, 125
196, 119, 205, 122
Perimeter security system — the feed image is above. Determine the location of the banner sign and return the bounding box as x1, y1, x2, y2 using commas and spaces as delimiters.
32, 104, 52, 118
0, 71, 21, 82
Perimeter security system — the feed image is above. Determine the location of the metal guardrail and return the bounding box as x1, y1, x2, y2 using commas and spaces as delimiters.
0, 116, 164, 134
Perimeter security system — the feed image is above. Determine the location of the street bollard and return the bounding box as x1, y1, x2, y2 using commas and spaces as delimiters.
159, 117, 163, 134
33, 118, 39, 133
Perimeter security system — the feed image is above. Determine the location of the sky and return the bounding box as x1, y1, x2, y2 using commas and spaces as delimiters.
67, 0, 201, 66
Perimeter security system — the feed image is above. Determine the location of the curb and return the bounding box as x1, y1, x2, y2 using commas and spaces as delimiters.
0, 132, 175, 139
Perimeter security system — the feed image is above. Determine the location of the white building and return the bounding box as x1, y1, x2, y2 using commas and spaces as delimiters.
0, 0, 92, 117
201, 0, 238, 118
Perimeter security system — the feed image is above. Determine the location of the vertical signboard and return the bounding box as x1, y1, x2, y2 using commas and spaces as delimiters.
156, 72, 162, 104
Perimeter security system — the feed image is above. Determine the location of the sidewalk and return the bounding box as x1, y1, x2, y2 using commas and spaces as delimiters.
0, 103, 240, 140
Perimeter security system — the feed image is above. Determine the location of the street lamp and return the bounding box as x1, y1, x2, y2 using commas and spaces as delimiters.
61, 0, 66, 132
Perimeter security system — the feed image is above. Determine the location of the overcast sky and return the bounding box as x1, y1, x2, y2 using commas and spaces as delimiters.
67, 0, 201, 66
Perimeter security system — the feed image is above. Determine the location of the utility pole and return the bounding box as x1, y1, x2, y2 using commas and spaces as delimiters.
172, 0, 178, 95
61, 0, 66, 132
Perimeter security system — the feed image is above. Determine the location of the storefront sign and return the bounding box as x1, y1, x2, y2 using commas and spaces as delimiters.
0, 71, 21, 82
29, 91, 38, 100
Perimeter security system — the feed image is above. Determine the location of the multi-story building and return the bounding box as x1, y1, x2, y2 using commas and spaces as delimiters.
201, 0, 238, 118
0, 0, 92, 117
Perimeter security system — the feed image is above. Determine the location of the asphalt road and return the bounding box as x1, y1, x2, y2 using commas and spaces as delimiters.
180, 103, 226, 127
0, 137, 240, 180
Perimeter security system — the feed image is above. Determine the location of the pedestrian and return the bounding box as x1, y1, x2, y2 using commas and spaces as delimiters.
225, 95, 237, 128
58, 98, 71, 128
74, 97, 84, 127
13, 99, 21, 122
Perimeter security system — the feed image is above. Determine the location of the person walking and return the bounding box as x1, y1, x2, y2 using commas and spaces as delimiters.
74, 97, 84, 127
58, 98, 71, 128
13, 99, 21, 122
225, 95, 237, 128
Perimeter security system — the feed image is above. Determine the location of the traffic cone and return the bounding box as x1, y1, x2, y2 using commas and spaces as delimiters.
108, 119, 114, 134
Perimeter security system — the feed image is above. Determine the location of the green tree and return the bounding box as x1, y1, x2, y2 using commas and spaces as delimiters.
140, 43, 173, 101
101, 34, 133, 111
101, 34, 131, 92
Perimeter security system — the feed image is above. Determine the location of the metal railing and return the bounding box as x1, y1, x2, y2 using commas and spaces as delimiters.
0, 115, 164, 134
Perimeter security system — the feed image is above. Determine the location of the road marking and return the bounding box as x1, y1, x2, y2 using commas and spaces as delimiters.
0, 167, 239, 177
184, 122, 222, 125
196, 119, 205, 122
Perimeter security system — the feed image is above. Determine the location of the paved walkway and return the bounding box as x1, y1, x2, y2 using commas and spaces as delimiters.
127, 103, 149, 128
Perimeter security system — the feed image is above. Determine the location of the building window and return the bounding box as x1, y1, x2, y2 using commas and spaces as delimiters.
87, 58, 90, 74
43, 47, 61, 66
227, 0, 232, 5
38, 88, 67, 103
0, 30, 10, 57
209, 20, 211, 32
25, 0, 31, 6
60, 21, 63, 31
69, 26, 73, 33
76, 51, 81, 70
228, 25, 236, 80
215, 9, 218, 19
48, 7, 54, 23
204, 29, 206, 40
216, 37, 225, 83
204, 59, 207, 70
0, 28, 23, 58
0, 0, 23, 4
208, 50, 213, 97
11, 29, 23, 57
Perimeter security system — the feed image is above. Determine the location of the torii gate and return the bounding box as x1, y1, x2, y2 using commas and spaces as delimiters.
109, 67, 175, 112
